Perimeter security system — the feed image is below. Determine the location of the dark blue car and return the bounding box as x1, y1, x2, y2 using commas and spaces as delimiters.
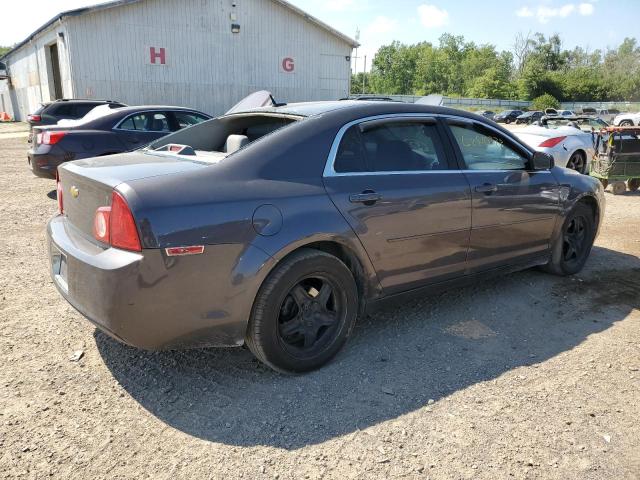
28, 105, 211, 178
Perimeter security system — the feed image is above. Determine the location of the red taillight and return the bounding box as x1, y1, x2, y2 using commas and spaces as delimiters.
41, 131, 66, 145
111, 192, 141, 251
56, 173, 63, 214
28, 114, 41, 122
93, 191, 141, 251
539, 136, 567, 148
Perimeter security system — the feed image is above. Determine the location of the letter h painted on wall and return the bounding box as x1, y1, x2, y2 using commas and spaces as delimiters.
149, 47, 166, 65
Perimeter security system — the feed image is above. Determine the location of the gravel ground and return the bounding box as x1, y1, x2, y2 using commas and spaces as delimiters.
0, 123, 639, 479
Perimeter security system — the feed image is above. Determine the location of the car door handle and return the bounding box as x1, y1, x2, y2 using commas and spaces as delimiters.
475, 183, 498, 194
349, 191, 382, 204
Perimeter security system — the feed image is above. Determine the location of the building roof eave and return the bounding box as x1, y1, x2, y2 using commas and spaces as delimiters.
0, 0, 359, 63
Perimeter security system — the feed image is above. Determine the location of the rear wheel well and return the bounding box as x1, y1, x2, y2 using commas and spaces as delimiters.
280, 241, 369, 315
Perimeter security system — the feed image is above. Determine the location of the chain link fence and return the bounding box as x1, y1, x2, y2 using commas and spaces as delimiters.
349, 94, 640, 112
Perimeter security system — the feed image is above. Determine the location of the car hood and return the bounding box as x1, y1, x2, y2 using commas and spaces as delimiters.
62, 151, 210, 188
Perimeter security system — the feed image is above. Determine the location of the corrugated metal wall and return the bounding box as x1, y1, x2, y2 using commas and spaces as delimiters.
0, 26, 73, 120
67, 0, 353, 116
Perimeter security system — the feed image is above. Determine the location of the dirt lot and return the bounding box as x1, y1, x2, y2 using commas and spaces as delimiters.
0, 123, 638, 479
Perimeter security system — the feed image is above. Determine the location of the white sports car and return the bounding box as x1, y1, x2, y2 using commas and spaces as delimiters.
514, 116, 602, 174
613, 112, 640, 126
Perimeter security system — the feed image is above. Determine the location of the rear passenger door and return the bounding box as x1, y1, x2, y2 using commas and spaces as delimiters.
114, 111, 172, 149
323, 116, 472, 294
444, 118, 560, 272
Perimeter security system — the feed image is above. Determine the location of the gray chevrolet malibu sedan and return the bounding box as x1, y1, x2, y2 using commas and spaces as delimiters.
47, 99, 605, 373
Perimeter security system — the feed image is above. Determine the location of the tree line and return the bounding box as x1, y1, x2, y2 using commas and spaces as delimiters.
352, 33, 640, 102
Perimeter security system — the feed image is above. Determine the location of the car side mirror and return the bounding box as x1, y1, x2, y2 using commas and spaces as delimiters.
532, 151, 554, 170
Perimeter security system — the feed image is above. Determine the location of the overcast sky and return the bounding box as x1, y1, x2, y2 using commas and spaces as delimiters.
2, 0, 638, 72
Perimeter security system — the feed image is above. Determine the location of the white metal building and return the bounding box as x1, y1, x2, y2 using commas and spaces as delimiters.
0, 0, 357, 120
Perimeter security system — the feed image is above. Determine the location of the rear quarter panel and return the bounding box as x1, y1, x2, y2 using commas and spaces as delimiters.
125, 172, 382, 299
60, 130, 126, 158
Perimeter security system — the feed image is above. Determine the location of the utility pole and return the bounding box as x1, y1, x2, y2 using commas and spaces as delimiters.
353, 28, 360, 77
362, 55, 367, 94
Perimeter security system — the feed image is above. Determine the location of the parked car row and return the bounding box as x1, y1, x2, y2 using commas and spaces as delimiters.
484, 107, 638, 127
27, 100, 211, 178
515, 111, 544, 124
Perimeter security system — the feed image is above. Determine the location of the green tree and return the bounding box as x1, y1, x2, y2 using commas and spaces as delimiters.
366, 33, 639, 102
0, 46, 11, 58
531, 93, 560, 110
351, 72, 373, 94
369, 41, 418, 94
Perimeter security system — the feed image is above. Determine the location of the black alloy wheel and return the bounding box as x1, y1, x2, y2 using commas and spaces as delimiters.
277, 276, 343, 356
544, 203, 595, 276
246, 249, 358, 373
562, 215, 589, 267
566, 151, 586, 174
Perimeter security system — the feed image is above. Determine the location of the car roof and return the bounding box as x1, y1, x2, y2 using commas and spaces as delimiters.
228, 100, 506, 120
40, 105, 211, 130
48, 99, 122, 105
112, 105, 207, 113
92, 106, 211, 124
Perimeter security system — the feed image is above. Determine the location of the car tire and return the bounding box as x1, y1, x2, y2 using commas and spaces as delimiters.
619, 120, 634, 127
566, 151, 586, 174
612, 181, 627, 195
543, 203, 596, 276
246, 248, 358, 374
505, 118, 512, 124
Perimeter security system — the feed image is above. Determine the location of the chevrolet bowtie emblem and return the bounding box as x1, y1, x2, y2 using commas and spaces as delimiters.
70, 186, 79, 198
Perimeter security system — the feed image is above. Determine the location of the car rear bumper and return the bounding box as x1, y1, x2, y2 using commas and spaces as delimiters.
28, 148, 68, 178
47, 215, 274, 350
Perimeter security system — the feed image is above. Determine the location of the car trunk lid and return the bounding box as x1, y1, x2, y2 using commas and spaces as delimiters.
58, 151, 209, 240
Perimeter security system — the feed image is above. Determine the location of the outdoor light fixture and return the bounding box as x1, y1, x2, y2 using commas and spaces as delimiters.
231, 23, 240, 33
